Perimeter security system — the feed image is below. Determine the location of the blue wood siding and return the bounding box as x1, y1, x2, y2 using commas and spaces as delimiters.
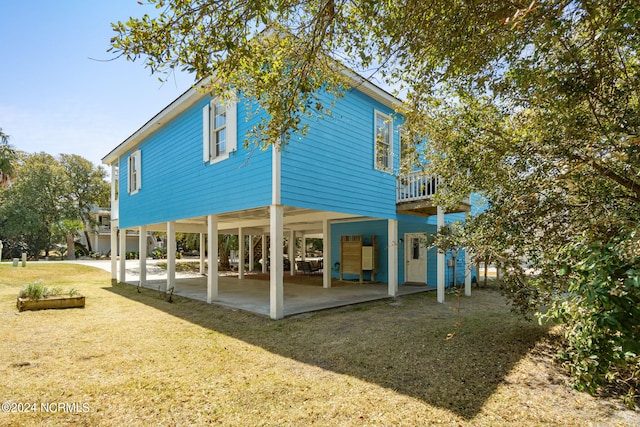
281, 89, 402, 218
331, 220, 390, 282
329, 217, 474, 285
118, 98, 272, 229
330, 217, 436, 284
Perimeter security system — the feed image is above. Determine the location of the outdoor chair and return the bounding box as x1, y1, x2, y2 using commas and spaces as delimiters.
296, 260, 321, 275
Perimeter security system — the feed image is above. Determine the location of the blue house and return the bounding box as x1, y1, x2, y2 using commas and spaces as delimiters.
102, 74, 473, 319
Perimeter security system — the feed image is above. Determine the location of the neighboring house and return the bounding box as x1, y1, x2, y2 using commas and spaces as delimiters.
102, 74, 474, 319
79, 207, 155, 256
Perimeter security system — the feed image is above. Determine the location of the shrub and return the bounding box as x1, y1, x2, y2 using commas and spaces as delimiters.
546, 234, 640, 407
19, 281, 48, 300
151, 248, 166, 259
18, 281, 81, 300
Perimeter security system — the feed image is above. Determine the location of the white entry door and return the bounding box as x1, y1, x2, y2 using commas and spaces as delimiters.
405, 233, 427, 284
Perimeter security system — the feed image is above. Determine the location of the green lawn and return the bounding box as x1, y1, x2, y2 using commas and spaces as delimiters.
0, 263, 637, 426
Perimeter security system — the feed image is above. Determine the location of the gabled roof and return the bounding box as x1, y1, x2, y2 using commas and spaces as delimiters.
102, 73, 401, 165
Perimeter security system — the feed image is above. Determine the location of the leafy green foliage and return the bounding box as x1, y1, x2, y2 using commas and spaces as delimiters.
58, 154, 110, 253
547, 232, 640, 404
0, 152, 109, 258
19, 281, 48, 300
0, 153, 66, 257
110, 0, 350, 148
109, 0, 640, 400
18, 281, 81, 300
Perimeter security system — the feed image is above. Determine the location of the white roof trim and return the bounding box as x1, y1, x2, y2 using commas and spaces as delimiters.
341, 69, 401, 108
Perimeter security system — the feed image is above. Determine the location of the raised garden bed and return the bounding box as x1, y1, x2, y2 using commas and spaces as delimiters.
16, 281, 85, 312
17, 295, 85, 312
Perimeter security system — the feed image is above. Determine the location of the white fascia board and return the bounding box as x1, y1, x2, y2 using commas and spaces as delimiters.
341, 69, 403, 110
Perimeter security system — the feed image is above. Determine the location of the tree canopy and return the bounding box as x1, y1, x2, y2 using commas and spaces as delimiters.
110, 0, 640, 402
0, 152, 109, 259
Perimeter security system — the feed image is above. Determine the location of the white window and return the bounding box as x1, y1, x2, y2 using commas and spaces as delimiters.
128, 150, 141, 194
203, 96, 237, 163
374, 111, 392, 173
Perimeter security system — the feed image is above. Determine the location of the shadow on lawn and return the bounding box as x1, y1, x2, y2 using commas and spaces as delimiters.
105, 283, 549, 419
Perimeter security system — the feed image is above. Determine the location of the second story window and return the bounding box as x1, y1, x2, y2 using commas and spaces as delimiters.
374, 111, 392, 173
203, 95, 237, 164
128, 150, 141, 195
213, 101, 227, 157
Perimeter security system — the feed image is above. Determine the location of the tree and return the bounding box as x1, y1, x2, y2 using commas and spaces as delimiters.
0, 128, 18, 188
52, 219, 85, 260
111, 1, 640, 400
58, 154, 110, 253
219, 234, 238, 271
176, 232, 201, 253
0, 153, 65, 257
0, 153, 109, 259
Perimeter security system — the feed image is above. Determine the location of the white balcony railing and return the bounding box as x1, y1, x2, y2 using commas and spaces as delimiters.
396, 172, 439, 203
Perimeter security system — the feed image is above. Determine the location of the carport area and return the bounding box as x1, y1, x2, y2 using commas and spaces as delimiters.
111, 206, 416, 319
126, 273, 434, 317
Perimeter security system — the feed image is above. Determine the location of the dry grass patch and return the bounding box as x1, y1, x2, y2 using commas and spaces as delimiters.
0, 263, 637, 426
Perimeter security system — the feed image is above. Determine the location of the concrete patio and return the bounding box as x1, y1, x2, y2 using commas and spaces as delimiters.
62, 259, 434, 317
131, 274, 435, 317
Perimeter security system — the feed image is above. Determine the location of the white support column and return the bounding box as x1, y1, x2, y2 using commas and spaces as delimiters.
270, 205, 284, 319
110, 223, 118, 282
269, 142, 284, 319
199, 233, 206, 275
238, 227, 245, 279
289, 229, 295, 276
139, 225, 147, 286
207, 215, 218, 303
261, 234, 267, 273
167, 221, 176, 291
464, 211, 472, 297
119, 228, 126, 283
322, 219, 332, 289
437, 206, 445, 303
248, 235, 254, 272
388, 219, 399, 296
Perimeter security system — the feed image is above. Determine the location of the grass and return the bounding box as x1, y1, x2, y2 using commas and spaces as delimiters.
0, 263, 637, 426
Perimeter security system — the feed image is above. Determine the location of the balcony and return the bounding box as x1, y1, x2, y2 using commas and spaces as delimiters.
97, 225, 111, 234
396, 171, 470, 216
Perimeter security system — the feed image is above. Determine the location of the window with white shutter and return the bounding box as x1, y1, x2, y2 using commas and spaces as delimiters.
128, 149, 141, 194
203, 95, 237, 164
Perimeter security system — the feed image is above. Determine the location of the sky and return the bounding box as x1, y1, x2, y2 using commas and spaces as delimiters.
0, 1, 195, 170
